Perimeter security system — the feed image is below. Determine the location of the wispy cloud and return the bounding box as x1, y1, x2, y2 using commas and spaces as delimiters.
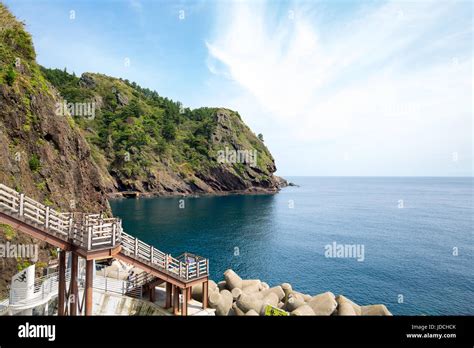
206, 0, 472, 175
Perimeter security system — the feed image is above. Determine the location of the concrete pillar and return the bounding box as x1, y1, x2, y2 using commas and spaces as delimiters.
149, 286, 156, 303
165, 283, 172, 309
202, 281, 208, 309
172, 285, 180, 315
58, 250, 66, 316
85, 259, 94, 316
69, 253, 78, 316
182, 288, 188, 316
187, 286, 192, 301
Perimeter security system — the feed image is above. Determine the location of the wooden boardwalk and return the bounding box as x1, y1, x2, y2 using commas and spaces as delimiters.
0, 183, 209, 316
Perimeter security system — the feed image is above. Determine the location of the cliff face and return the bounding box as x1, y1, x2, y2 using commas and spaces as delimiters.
41, 71, 287, 196
0, 4, 111, 295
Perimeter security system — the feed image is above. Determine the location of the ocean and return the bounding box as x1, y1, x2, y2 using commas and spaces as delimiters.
109, 177, 473, 315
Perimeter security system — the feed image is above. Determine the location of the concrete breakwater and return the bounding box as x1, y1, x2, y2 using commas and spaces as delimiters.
192, 269, 392, 316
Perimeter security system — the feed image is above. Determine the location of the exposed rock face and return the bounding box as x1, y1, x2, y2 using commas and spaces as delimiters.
0, 4, 111, 296
200, 269, 393, 317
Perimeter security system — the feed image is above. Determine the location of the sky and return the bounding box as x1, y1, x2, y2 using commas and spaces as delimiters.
3, 0, 473, 176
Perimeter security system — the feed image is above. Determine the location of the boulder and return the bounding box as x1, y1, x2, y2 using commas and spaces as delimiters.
224, 269, 243, 290
291, 304, 315, 316
307, 292, 337, 316
361, 304, 392, 316
245, 309, 260, 316
336, 295, 361, 315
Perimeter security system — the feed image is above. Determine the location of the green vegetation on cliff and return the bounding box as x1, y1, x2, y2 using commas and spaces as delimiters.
40, 68, 281, 193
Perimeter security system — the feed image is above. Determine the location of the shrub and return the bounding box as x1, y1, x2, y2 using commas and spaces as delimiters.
28, 154, 41, 172
5, 66, 16, 86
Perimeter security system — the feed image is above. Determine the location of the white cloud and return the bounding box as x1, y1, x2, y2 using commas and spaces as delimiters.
205, 0, 472, 176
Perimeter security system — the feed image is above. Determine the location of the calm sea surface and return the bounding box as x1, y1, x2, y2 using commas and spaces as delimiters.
110, 177, 473, 315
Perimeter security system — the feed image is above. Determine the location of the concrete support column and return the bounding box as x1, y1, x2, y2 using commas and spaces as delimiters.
187, 286, 192, 301
172, 285, 180, 315
202, 281, 208, 309
69, 253, 78, 316
85, 259, 94, 316
149, 286, 156, 303
182, 288, 188, 316
165, 283, 172, 309
58, 250, 66, 316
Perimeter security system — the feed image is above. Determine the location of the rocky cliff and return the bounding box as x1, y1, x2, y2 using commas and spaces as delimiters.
40, 70, 287, 196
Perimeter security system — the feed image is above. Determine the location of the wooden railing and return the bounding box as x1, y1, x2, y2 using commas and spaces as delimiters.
0, 183, 209, 282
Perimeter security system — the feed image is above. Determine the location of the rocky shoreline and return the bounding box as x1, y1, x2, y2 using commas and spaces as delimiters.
107, 176, 289, 199
192, 269, 392, 316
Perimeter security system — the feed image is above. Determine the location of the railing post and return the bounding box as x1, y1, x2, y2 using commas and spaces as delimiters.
150, 246, 153, 263
178, 262, 182, 278
197, 262, 200, 278
185, 263, 189, 280
19, 193, 24, 216
45, 207, 50, 229
87, 226, 92, 250
134, 238, 138, 256
206, 260, 209, 275
112, 224, 116, 246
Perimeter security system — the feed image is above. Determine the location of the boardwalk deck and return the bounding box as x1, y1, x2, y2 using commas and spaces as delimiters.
0, 183, 209, 315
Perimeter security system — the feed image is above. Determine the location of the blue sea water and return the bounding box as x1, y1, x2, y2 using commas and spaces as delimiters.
109, 177, 474, 315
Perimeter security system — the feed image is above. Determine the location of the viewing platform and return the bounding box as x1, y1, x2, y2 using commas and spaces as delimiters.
0, 183, 210, 316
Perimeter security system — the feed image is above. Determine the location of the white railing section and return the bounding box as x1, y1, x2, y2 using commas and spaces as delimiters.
0, 183, 209, 282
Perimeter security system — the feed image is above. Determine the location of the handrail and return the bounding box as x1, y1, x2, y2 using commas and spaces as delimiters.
0, 183, 209, 282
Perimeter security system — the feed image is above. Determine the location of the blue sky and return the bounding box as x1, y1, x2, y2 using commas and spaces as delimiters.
4, 0, 473, 176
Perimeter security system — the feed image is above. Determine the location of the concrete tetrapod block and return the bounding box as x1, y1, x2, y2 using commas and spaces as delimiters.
257, 286, 285, 301
336, 295, 361, 315
361, 304, 392, 316
209, 289, 233, 316
236, 293, 264, 314
231, 287, 243, 301
286, 294, 306, 312
232, 302, 246, 316
242, 283, 261, 294
337, 302, 357, 316
291, 304, 315, 316
217, 281, 227, 291
281, 283, 292, 304
307, 292, 337, 316
242, 279, 261, 288
224, 269, 243, 290
260, 282, 270, 290
191, 280, 218, 302
260, 292, 280, 314
245, 309, 260, 316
